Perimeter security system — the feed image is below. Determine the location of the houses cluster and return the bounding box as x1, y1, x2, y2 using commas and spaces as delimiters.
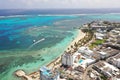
104, 28, 120, 50
94, 28, 107, 40
107, 53, 120, 69
93, 61, 120, 80
90, 21, 120, 30
61, 45, 120, 80
39, 21, 120, 80
96, 46, 119, 59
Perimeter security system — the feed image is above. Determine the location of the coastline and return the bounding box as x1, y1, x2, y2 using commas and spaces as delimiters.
66, 29, 85, 52
43, 29, 86, 69
15, 29, 86, 80
46, 29, 86, 70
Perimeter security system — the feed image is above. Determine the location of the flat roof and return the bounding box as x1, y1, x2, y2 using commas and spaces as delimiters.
99, 51, 107, 55
40, 66, 59, 78
40, 66, 51, 76
98, 47, 119, 55
94, 61, 119, 73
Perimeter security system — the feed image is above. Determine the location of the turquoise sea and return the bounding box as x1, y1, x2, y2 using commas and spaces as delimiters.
0, 13, 120, 80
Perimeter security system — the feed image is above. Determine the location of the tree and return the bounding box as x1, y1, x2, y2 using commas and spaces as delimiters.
68, 48, 69, 50
71, 45, 73, 48
74, 42, 78, 48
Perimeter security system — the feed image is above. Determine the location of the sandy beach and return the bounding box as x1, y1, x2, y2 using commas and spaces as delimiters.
47, 29, 86, 68
15, 29, 86, 80
66, 29, 86, 52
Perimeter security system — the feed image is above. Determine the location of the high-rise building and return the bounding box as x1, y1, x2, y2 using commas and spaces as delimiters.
62, 52, 74, 66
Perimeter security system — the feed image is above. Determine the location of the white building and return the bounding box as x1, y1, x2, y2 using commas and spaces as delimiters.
73, 47, 96, 68
62, 52, 74, 66
78, 47, 93, 57
91, 25, 107, 30
40, 66, 60, 80
95, 32, 105, 40
99, 51, 107, 59
93, 61, 120, 80
107, 53, 120, 69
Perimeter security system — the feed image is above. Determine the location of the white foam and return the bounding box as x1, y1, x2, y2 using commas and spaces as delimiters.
0, 15, 32, 18
0, 13, 116, 19
28, 38, 45, 49
37, 13, 103, 16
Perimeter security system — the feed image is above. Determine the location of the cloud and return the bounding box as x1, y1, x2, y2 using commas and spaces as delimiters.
0, 0, 120, 9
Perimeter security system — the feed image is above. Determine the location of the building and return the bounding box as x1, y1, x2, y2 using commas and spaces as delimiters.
93, 61, 120, 80
73, 47, 96, 68
91, 25, 107, 30
104, 43, 120, 50
40, 66, 60, 80
62, 52, 74, 67
107, 53, 120, 69
117, 35, 120, 44
78, 47, 93, 57
97, 47, 120, 59
104, 28, 120, 50
95, 32, 106, 40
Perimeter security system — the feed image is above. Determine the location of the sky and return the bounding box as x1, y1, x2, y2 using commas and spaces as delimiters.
0, 0, 120, 9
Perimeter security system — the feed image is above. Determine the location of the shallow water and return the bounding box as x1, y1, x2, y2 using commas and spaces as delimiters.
0, 15, 79, 80
0, 14, 120, 80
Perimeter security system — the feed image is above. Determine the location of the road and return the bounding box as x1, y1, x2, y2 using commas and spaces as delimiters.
82, 64, 93, 80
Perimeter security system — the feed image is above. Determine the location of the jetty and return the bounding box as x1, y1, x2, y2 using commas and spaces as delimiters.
15, 70, 33, 80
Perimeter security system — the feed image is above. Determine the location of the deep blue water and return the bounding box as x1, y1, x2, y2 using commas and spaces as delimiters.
0, 12, 79, 80
0, 15, 76, 50
0, 9, 120, 16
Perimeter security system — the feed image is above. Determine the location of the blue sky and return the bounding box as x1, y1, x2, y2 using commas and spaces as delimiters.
0, 0, 120, 9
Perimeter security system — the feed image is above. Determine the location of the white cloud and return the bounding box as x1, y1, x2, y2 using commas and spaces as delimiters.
0, 0, 120, 9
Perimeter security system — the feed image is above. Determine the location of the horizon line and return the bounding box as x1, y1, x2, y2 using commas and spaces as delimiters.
0, 8, 120, 10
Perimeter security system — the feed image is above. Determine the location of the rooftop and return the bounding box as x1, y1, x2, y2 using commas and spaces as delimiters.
107, 53, 120, 65
40, 66, 59, 78
97, 47, 119, 56
78, 47, 93, 56
94, 61, 120, 77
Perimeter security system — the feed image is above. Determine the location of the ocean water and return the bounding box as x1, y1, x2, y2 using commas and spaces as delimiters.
0, 10, 120, 80
0, 15, 79, 80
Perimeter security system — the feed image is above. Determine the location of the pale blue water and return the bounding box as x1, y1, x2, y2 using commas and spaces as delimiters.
0, 13, 120, 80
79, 59, 83, 64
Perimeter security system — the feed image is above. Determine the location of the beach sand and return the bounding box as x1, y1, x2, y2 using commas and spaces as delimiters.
66, 29, 85, 52
47, 29, 86, 69
15, 29, 86, 80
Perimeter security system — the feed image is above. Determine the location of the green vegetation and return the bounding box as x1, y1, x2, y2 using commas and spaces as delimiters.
68, 78, 73, 80
89, 39, 105, 49
100, 75, 108, 80
59, 69, 65, 74
67, 28, 94, 53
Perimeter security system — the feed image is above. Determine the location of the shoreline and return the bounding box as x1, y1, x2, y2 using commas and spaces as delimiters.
15, 29, 86, 80
66, 29, 86, 52
45, 29, 86, 68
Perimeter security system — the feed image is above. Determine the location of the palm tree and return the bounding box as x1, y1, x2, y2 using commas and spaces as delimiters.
68, 48, 69, 50
74, 42, 78, 48
71, 45, 73, 48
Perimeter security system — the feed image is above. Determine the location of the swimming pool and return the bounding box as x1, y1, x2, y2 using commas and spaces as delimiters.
79, 59, 83, 63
